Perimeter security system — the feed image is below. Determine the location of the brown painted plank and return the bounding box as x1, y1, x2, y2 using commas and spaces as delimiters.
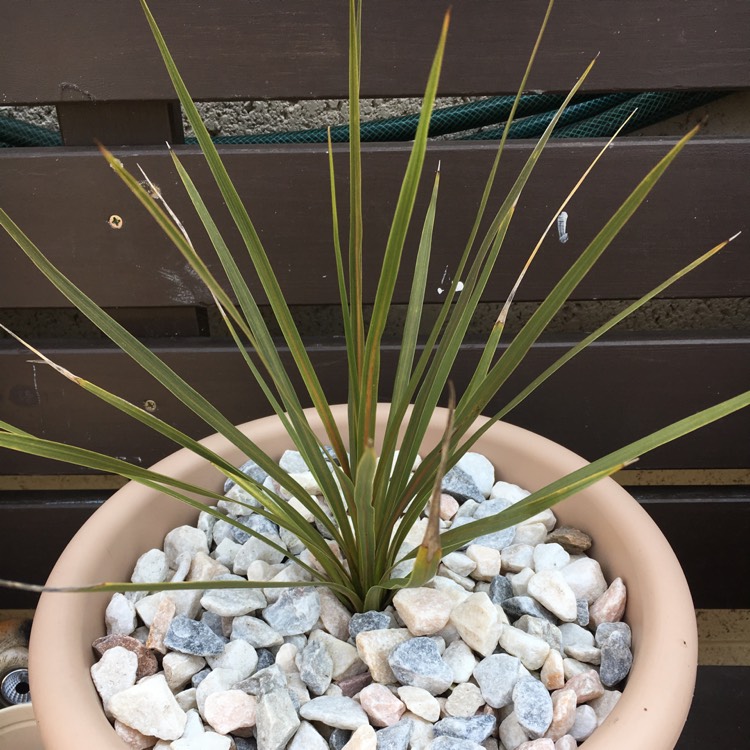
639, 487, 750, 610
1, 138, 748, 307
0, 333, 747, 475
0, 492, 102, 609
677, 666, 750, 749
3, 1, 748, 104
57, 101, 184, 146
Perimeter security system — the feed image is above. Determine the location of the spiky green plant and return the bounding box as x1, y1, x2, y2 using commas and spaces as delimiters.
0, 0, 747, 612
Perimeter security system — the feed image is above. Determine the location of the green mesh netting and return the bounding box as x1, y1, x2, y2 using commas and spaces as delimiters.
0, 117, 62, 148
0, 91, 729, 148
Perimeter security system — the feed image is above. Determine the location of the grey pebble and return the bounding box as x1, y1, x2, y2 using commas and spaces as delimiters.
595, 622, 632, 649
328, 728, 352, 750
502, 596, 557, 623
298, 640, 334, 695
263, 587, 321, 636
433, 715, 496, 743
488, 575, 514, 604
388, 637, 453, 695
349, 610, 392, 640
471, 499, 516, 550
599, 630, 633, 687
512, 676, 553, 738
376, 718, 413, 750
429, 738, 484, 750
164, 615, 227, 656
576, 598, 590, 627
232, 513, 280, 544
441, 465, 485, 504
224, 459, 268, 493
191, 666, 211, 688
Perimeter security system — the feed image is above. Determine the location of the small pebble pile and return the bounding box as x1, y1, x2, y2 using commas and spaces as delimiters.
91, 449, 633, 750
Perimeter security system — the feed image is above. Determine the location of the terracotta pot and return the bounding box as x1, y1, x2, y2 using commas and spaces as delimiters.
29, 405, 697, 749
0, 704, 42, 750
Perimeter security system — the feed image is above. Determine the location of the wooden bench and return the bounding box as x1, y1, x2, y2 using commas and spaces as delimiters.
1, 1, 748, 743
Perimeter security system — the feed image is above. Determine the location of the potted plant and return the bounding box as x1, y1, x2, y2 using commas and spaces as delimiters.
0, 1, 747, 748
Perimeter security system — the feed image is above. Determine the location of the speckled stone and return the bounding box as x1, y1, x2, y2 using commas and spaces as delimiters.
457, 452, 495, 497
513, 677, 553, 739
299, 696, 370, 730
329, 727, 353, 750
488, 575, 514, 604
359, 682, 406, 727
442, 465, 485, 503
595, 622, 632, 649
262, 587, 321, 636
349, 610, 393, 639
429, 738, 484, 750
388, 637, 453, 695
599, 631, 633, 688
501, 596, 556, 623
164, 615, 227, 656
92, 634, 159, 680
472, 653, 521, 709
375, 718, 413, 750
234, 664, 287, 697
108, 674, 187, 741
471, 499, 516, 550
298, 639, 334, 695
433, 715, 496, 744
255, 688, 300, 750
224, 458, 268, 492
